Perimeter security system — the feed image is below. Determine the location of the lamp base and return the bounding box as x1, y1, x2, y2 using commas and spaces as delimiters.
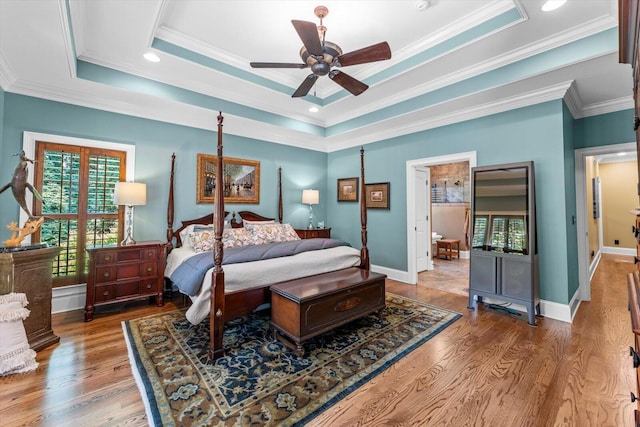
121, 234, 136, 246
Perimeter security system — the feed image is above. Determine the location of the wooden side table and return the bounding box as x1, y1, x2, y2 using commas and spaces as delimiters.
295, 228, 331, 239
437, 239, 460, 260
0, 246, 61, 351
85, 241, 165, 321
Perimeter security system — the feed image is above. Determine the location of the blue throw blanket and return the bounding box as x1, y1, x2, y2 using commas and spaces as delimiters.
170, 238, 350, 296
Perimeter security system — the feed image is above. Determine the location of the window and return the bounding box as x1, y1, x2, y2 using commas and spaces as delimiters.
472, 214, 528, 254
471, 215, 488, 249
32, 141, 126, 287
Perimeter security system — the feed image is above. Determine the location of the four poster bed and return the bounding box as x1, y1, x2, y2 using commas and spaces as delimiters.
165, 112, 373, 360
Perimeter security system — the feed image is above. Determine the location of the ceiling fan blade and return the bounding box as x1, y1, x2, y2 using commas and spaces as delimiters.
291, 20, 323, 56
329, 70, 368, 96
250, 62, 307, 69
292, 74, 319, 98
335, 42, 392, 67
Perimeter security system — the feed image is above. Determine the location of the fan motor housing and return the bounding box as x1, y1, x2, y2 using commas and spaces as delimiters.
300, 41, 343, 75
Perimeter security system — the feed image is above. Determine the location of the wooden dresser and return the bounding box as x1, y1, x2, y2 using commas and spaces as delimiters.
85, 241, 165, 321
295, 228, 331, 239
620, 0, 640, 424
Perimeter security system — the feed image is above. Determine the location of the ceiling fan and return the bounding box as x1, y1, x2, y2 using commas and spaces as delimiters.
250, 6, 392, 98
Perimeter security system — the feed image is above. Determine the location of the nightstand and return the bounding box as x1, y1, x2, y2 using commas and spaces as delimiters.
295, 228, 331, 239
85, 240, 165, 321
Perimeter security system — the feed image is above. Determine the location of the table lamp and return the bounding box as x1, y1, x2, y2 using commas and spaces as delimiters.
301, 189, 319, 229
113, 182, 146, 246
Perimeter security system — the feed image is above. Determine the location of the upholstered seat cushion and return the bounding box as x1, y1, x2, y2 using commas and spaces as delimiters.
0, 293, 38, 376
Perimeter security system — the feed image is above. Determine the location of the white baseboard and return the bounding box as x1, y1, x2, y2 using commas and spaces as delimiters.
52, 283, 86, 314
602, 246, 635, 256
470, 295, 573, 324
371, 264, 410, 284
589, 250, 602, 282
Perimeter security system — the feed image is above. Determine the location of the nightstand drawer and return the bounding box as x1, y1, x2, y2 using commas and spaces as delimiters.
295, 228, 331, 239
94, 284, 116, 302
139, 279, 157, 294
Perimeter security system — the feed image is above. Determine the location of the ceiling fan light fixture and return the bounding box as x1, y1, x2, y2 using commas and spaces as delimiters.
541, 0, 567, 12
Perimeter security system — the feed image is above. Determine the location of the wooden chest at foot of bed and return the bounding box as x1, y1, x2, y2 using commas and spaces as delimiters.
270, 267, 386, 356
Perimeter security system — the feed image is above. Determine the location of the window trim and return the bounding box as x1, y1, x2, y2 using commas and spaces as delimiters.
22, 131, 136, 245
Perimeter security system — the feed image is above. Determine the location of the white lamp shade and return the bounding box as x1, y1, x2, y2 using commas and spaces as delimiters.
302, 189, 319, 205
114, 182, 147, 206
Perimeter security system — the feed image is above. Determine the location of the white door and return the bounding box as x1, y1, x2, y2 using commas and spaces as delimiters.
416, 167, 432, 271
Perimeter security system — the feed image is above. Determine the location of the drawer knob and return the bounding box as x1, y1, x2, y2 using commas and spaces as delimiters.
632, 392, 638, 403
103, 290, 109, 296
147, 267, 152, 272
148, 251, 153, 256
103, 272, 110, 277
146, 283, 152, 289
105, 256, 111, 261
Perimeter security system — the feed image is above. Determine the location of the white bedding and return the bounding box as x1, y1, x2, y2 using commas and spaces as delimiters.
165, 244, 361, 324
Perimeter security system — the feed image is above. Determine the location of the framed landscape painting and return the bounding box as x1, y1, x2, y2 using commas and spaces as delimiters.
337, 177, 359, 202
196, 154, 260, 204
365, 182, 390, 209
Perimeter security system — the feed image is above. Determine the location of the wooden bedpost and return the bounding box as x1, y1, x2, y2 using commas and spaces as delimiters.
166, 153, 175, 253
209, 112, 226, 361
359, 147, 370, 270
278, 167, 283, 223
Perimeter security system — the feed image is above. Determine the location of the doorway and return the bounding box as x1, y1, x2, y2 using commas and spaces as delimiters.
574, 142, 636, 301
406, 151, 477, 284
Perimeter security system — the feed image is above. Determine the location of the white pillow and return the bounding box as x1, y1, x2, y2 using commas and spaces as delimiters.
242, 219, 275, 226
0, 293, 38, 376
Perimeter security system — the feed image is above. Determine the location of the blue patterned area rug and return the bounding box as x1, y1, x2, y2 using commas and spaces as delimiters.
122, 293, 461, 426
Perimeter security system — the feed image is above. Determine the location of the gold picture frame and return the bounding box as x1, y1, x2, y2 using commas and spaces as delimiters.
337, 177, 359, 202
196, 154, 260, 204
365, 182, 390, 209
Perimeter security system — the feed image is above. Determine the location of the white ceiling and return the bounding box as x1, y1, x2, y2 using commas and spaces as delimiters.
0, 0, 634, 152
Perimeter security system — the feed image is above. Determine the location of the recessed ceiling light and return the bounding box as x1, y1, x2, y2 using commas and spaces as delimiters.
416, 0, 430, 11
617, 152, 628, 156
143, 52, 160, 63
309, 106, 319, 113
541, 0, 567, 12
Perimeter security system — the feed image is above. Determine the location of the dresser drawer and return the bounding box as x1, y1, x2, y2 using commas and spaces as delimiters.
139, 262, 157, 277
142, 247, 160, 260
95, 266, 117, 283
139, 279, 157, 294
94, 284, 116, 302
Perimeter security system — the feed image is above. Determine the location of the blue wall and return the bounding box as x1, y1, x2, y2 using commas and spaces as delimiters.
329, 101, 578, 305
0, 94, 328, 242
574, 109, 635, 148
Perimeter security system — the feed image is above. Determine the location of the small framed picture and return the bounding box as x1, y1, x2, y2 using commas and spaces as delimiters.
365, 182, 390, 209
337, 177, 359, 202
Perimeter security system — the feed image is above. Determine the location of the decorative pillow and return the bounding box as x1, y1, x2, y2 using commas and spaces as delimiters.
0, 293, 38, 376
222, 227, 261, 248
245, 223, 301, 243
189, 228, 215, 253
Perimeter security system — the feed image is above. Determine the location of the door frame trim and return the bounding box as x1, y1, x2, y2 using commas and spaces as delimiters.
406, 151, 477, 284
574, 141, 636, 301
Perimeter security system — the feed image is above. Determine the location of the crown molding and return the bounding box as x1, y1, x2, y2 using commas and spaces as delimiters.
325, 81, 573, 152
58, 0, 77, 78
562, 80, 582, 118
580, 96, 635, 118
0, 51, 17, 90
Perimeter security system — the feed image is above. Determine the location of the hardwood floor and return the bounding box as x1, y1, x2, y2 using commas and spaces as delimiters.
0, 254, 635, 426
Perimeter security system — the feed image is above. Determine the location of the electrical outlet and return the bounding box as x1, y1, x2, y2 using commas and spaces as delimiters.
591, 250, 595, 258
614, 239, 620, 245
